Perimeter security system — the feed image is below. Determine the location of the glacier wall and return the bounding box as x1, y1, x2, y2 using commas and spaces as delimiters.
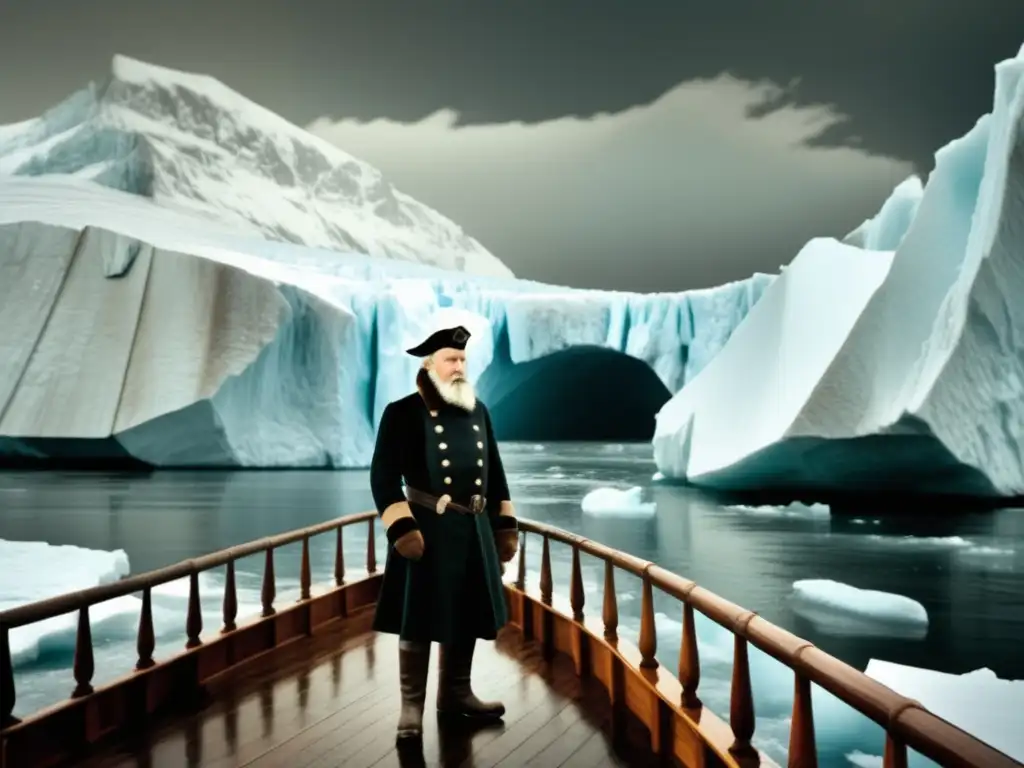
0, 185, 771, 467
653, 44, 1024, 498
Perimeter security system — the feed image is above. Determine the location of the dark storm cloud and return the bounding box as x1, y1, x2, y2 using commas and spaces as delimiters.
1, 1, 1020, 167
309, 78, 914, 291
0, 1, 1019, 290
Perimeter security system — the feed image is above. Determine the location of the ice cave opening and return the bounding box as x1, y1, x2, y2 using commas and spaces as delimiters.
476, 343, 672, 442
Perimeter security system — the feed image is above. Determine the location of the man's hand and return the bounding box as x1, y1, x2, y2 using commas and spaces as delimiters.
494, 529, 517, 563
394, 528, 425, 560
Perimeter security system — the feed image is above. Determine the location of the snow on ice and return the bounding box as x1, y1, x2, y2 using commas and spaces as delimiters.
654, 43, 1024, 497
1, 538, 261, 670
866, 660, 1024, 764
1, 539, 130, 666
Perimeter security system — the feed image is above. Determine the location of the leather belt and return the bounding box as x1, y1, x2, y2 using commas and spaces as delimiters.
406, 486, 486, 515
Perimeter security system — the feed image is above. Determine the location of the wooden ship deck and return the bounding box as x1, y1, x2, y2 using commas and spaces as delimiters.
1, 512, 1019, 768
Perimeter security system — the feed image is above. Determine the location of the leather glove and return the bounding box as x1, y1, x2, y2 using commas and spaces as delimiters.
394, 529, 425, 561
494, 529, 518, 563
386, 516, 425, 561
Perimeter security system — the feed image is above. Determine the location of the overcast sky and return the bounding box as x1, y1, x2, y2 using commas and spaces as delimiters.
1, 1, 1022, 292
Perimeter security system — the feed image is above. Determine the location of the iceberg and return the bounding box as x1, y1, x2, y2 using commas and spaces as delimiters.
654, 43, 1024, 497
790, 579, 929, 640
0, 55, 511, 278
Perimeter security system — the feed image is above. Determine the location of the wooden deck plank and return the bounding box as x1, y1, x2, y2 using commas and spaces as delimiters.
71, 621, 662, 768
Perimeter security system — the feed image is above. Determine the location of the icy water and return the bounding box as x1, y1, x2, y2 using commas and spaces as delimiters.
1, 442, 1022, 766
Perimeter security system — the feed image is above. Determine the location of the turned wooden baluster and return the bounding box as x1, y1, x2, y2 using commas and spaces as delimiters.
222, 561, 238, 633
883, 734, 909, 768
638, 571, 658, 669
680, 601, 701, 707
789, 673, 817, 767
366, 518, 377, 574
1, 624, 16, 726
602, 560, 618, 641
539, 535, 553, 605
334, 526, 346, 586
185, 572, 203, 648
300, 536, 312, 601
136, 587, 156, 669
569, 544, 585, 621
729, 633, 756, 755
261, 548, 276, 617
515, 533, 526, 590
72, 606, 94, 698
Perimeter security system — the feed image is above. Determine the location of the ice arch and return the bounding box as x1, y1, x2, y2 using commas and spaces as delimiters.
477, 336, 672, 441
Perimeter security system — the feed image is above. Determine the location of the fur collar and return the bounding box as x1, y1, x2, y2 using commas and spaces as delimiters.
416, 367, 445, 413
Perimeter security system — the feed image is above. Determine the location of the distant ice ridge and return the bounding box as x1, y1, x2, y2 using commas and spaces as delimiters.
654, 42, 1024, 497
0, 177, 771, 467
0, 55, 511, 277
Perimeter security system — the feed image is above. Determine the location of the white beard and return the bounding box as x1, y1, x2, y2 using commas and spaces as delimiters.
427, 368, 477, 412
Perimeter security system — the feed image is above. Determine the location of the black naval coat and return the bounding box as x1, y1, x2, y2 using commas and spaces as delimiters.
369, 368, 517, 645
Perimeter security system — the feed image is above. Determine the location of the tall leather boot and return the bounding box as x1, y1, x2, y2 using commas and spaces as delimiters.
397, 640, 431, 740
436, 639, 505, 720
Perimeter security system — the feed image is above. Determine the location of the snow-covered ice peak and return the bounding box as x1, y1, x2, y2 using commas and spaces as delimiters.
0, 54, 512, 278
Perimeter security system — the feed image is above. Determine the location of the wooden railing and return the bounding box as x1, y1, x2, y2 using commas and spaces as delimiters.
0, 513, 1017, 768
0, 509, 378, 729
512, 519, 1019, 768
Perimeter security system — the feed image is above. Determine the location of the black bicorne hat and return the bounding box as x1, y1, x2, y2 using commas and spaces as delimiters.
405, 325, 472, 357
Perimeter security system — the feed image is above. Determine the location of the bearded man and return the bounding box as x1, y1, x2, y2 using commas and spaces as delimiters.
369, 325, 520, 741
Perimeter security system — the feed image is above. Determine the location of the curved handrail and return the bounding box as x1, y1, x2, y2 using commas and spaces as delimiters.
0, 511, 376, 628
515, 518, 1020, 768
0, 509, 379, 726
